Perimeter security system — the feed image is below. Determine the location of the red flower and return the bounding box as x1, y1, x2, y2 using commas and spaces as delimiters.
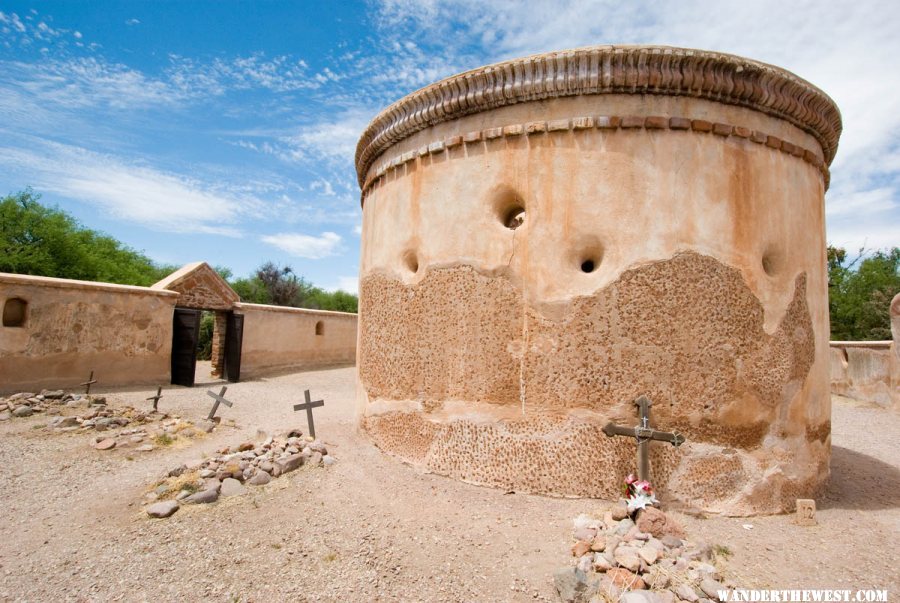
625, 473, 637, 485
635, 480, 652, 493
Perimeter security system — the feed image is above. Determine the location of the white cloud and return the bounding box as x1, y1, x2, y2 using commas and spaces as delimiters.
166, 53, 337, 95
310, 178, 336, 196
373, 0, 900, 252
261, 231, 343, 259
0, 11, 28, 33
331, 275, 359, 295
284, 109, 373, 163
125, 18, 140, 26
0, 138, 260, 235
2, 58, 196, 112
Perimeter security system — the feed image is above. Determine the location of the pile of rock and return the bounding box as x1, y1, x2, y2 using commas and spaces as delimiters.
144, 433, 335, 518
47, 403, 163, 433
0, 390, 91, 420
86, 416, 208, 452
555, 506, 734, 603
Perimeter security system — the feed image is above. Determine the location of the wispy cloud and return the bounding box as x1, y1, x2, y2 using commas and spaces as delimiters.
0, 138, 261, 235
372, 0, 900, 252
261, 231, 343, 259
166, 53, 341, 95
1, 9, 86, 52
283, 108, 372, 163
2, 57, 196, 111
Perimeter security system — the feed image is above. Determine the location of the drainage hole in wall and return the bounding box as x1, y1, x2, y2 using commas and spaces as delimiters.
503, 205, 526, 230
762, 250, 780, 276
580, 259, 597, 273
403, 251, 419, 274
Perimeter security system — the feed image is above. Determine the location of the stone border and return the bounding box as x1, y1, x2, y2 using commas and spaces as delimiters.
360, 113, 831, 201
355, 45, 842, 187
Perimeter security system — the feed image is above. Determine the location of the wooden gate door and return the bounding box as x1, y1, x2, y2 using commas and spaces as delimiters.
171, 308, 201, 386
224, 312, 244, 383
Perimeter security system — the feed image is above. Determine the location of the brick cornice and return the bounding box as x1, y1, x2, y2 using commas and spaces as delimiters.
355, 45, 842, 187
360, 113, 831, 202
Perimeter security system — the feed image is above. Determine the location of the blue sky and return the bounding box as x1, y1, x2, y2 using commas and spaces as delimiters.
1, 1, 898, 293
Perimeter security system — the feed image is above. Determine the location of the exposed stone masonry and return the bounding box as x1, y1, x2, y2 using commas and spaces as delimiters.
360, 253, 822, 513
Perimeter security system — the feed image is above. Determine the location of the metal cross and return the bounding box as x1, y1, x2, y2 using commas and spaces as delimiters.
206, 386, 233, 420
293, 389, 325, 439
146, 386, 163, 412
79, 370, 98, 395
602, 395, 685, 482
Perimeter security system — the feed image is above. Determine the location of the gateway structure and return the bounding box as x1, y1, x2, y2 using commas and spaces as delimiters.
354, 45, 841, 515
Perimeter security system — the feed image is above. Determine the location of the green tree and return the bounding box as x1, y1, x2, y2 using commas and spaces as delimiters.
196, 311, 214, 360
307, 288, 358, 312
231, 261, 358, 312
230, 276, 270, 304
828, 245, 899, 340
0, 189, 170, 285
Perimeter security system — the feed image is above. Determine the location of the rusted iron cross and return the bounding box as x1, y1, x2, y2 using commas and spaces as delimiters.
146, 386, 163, 412
80, 370, 98, 395
293, 389, 324, 439
206, 386, 233, 420
602, 395, 685, 482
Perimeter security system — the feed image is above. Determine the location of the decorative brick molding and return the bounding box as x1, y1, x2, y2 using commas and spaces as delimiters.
360, 113, 831, 201
355, 45, 842, 189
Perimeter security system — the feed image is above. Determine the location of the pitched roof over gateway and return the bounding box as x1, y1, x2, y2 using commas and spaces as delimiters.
152, 262, 239, 310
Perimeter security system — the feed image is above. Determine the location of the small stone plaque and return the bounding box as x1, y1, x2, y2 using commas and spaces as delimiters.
796, 499, 816, 526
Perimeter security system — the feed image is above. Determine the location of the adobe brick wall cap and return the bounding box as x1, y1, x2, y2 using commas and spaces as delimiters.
355, 44, 842, 186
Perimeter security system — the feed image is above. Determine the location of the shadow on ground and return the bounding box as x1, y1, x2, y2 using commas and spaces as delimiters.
819, 445, 900, 510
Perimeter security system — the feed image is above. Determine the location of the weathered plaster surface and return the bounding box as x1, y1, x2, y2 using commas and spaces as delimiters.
0, 273, 177, 392
238, 304, 357, 377
830, 342, 899, 410
355, 45, 841, 515
1, 268, 359, 392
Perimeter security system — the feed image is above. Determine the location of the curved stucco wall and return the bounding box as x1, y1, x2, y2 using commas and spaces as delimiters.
354, 46, 841, 515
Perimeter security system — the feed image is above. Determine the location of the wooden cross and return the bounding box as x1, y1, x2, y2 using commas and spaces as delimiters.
602, 395, 685, 482
146, 386, 163, 412
206, 386, 233, 420
293, 389, 324, 439
79, 370, 98, 395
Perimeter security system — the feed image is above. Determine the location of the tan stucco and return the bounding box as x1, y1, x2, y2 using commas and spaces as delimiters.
0, 272, 178, 392
355, 45, 842, 515
237, 303, 358, 377
830, 341, 899, 410
1, 267, 358, 392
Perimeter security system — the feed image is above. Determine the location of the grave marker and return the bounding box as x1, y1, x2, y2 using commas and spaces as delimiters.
602, 395, 685, 482
206, 386, 233, 420
146, 386, 163, 412
293, 389, 324, 439
796, 499, 817, 526
79, 370, 98, 395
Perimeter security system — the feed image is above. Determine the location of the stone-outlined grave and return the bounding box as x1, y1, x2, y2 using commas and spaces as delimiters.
0, 389, 90, 420
555, 505, 738, 603
1, 388, 235, 454
144, 432, 336, 519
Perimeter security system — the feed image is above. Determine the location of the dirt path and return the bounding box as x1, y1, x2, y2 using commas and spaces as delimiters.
0, 369, 896, 601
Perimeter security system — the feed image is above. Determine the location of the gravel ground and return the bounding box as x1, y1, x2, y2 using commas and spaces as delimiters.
0, 366, 896, 602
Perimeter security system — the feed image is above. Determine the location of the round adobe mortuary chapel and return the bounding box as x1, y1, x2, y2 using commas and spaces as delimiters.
354, 45, 842, 515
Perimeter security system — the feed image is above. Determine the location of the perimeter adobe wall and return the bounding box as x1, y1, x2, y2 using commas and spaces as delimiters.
236, 303, 357, 377
355, 46, 842, 515
0, 272, 177, 393
830, 295, 900, 409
